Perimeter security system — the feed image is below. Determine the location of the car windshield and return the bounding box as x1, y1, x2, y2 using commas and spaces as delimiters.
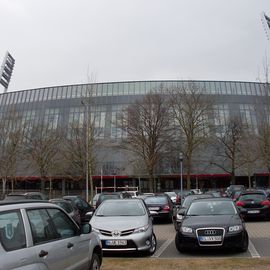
239, 194, 266, 202
95, 201, 146, 216
187, 201, 237, 216
144, 196, 168, 204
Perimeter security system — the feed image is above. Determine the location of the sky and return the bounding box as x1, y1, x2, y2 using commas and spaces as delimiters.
0, 0, 270, 92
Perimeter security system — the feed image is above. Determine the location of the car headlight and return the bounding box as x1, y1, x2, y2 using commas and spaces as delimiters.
134, 224, 149, 233
228, 225, 242, 233
181, 226, 193, 233
176, 214, 183, 221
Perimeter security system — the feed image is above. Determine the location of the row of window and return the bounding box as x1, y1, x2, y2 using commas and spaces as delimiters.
0, 81, 269, 106
0, 103, 260, 139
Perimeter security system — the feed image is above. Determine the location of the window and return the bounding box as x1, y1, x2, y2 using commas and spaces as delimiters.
27, 209, 57, 244
214, 104, 230, 136
0, 210, 26, 251
47, 208, 77, 239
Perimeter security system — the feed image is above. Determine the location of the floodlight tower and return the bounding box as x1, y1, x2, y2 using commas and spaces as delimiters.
261, 12, 270, 41
0, 51, 15, 92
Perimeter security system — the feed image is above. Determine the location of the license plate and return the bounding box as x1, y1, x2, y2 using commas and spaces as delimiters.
105, 240, 127, 246
199, 236, 222, 242
149, 207, 159, 211
248, 210, 260, 214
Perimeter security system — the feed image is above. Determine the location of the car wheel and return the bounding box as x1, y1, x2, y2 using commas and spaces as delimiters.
148, 233, 157, 256
90, 253, 100, 270
175, 233, 185, 253
239, 232, 249, 252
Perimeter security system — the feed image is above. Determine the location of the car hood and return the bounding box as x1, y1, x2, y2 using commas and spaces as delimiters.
182, 215, 242, 228
90, 215, 148, 231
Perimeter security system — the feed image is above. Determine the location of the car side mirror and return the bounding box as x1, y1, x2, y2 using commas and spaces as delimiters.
177, 208, 186, 216
81, 223, 92, 234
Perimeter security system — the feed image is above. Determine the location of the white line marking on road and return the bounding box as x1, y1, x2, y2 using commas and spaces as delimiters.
152, 238, 174, 258
248, 239, 260, 258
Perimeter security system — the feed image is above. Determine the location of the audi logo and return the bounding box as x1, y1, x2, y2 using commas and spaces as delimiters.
204, 229, 216, 235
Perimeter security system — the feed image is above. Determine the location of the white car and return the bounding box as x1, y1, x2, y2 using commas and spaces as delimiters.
0, 200, 102, 270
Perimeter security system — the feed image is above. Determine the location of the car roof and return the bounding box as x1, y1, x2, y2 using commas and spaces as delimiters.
190, 197, 233, 202
239, 190, 265, 195
0, 200, 60, 211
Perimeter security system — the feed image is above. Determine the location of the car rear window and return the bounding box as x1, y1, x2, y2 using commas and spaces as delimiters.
144, 196, 168, 204
239, 193, 266, 202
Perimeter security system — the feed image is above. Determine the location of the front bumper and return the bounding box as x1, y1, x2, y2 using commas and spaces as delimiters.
96, 229, 153, 252
176, 230, 246, 250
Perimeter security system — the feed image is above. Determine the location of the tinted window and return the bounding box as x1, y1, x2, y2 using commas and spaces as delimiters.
239, 193, 266, 202
187, 201, 237, 216
47, 208, 77, 238
96, 201, 146, 216
144, 196, 168, 204
0, 211, 26, 251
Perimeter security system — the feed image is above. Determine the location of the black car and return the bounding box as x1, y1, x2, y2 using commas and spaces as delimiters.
63, 195, 94, 222
175, 197, 249, 252
172, 194, 214, 230
143, 194, 174, 222
95, 192, 123, 209
235, 190, 270, 220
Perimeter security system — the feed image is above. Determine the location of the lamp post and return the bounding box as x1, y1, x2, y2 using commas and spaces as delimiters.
81, 100, 89, 201
180, 152, 183, 206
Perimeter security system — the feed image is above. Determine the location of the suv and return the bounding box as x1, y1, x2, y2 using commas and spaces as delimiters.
0, 200, 102, 270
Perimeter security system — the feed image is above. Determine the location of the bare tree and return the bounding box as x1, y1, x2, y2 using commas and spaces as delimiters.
119, 92, 172, 192
238, 129, 259, 188
0, 109, 23, 196
169, 82, 213, 190
24, 122, 62, 193
212, 116, 244, 185
62, 80, 99, 203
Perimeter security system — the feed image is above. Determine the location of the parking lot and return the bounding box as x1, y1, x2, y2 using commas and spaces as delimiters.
152, 220, 270, 258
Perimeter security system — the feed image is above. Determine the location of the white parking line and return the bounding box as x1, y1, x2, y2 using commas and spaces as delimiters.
152, 238, 174, 258
248, 239, 261, 258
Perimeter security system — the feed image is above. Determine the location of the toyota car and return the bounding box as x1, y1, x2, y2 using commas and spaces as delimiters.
90, 199, 157, 255
175, 197, 249, 252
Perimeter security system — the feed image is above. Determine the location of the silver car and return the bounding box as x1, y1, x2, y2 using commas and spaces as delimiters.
0, 200, 102, 270
90, 199, 157, 255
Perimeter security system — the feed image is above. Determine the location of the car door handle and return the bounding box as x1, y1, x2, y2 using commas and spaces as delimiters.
39, 250, 48, 257
67, 242, 74, 248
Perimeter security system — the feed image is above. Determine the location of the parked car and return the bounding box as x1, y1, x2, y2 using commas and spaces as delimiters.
95, 192, 123, 209
143, 194, 174, 222
164, 191, 179, 204
172, 193, 214, 230
49, 198, 81, 225
226, 185, 245, 197
90, 198, 157, 255
175, 197, 249, 252
0, 200, 102, 270
63, 195, 94, 222
4, 192, 48, 201
235, 190, 270, 220
92, 193, 101, 209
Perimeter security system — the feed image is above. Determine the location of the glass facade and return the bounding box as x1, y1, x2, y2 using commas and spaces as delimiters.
0, 80, 268, 178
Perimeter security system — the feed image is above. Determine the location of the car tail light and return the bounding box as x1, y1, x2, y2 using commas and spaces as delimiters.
176, 195, 180, 204
163, 205, 170, 211
236, 201, 245, 207
261, 200, 270, 206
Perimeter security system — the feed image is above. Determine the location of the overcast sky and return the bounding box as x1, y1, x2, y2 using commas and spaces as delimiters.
0, 0, 270, 92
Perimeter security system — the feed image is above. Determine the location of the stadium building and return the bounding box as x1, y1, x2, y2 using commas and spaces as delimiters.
0, 80, 269, 195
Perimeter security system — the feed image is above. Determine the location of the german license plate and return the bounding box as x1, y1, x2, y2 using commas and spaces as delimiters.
105, 240, 127, 246
149, 207, 159, 211
199, 236, 222, 242
248, 210, 260, 214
